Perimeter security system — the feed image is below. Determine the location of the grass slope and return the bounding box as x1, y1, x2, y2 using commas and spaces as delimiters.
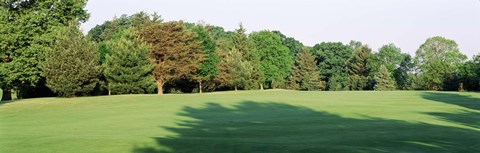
0, 91, 479, 153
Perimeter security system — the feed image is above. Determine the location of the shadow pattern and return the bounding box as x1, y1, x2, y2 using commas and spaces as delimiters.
134, 101, 480, 153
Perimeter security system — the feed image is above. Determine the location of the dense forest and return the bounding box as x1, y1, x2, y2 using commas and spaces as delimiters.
1, 1, 479, 99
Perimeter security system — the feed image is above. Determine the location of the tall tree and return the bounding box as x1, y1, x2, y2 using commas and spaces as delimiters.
192, 25, 220, 93
414, 36, 467, 90
312, 42, 353, 91
0, 0, 89, 99
288, 48, 326, 90
42, 22, 102, 97
231, 24, 263, 90
367, 43, 409, 89
348, 45, 372, 90
138, 21, 200, 95
250, 30, 293, 89
103, 28, 155, 95
374, 65, 396, 91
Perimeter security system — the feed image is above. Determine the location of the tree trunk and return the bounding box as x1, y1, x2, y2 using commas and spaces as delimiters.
260, 84, 264, 90
108, 89, 111, 96
2, 89, 12, 101
157, 80, 164, 95
235, 86, 238, 91
199, 81, 203, 94
272, 80, 275, 89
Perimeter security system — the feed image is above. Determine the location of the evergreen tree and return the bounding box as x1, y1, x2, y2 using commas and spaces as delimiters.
192, 25, 220, 93
232, 24, 264, 90
288, 48, 326, 90
42, 22, 102, 97
374, 65, 396, 91
348, 45, 372, 90
138, 21, 200, 95
103, 29, 155, 95
250, 30, 293, 89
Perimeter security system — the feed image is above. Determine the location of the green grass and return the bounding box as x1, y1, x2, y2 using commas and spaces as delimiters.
1, 91, 479, 153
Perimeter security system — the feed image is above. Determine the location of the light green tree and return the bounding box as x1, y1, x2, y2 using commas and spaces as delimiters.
42, 22, 102, 97
288, 48, 326, 90
374, 65, 396, 91
414, 36, 467, 90
103, 29, 155, 95
250, 30, 293, 89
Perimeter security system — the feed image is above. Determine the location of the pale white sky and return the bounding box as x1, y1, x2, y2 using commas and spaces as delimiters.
81, 0, 480, 58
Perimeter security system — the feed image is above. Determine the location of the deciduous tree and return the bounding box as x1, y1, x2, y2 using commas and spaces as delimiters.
414, 36, 467, 90
250, 30, 293, 89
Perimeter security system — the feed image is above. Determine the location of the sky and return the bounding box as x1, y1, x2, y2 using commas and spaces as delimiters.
81, 0, 480, 58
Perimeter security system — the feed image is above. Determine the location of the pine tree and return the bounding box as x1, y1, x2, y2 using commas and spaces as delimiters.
138, 21, 200, 95
103, 28, 155, 95
232, 24, 264, 90
374, 65, 396, 91
193, 25, 220, 93
42, 22, 102, 97
288, 48, 326, 90
348, 45, 372, 90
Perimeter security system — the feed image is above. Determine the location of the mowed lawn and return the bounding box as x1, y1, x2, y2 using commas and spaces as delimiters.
1, 91, 479, 153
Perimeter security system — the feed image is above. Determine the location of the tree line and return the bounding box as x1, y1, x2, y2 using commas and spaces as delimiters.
1, 1, 479, 99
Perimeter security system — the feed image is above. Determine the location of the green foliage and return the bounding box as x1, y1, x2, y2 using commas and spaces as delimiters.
250, 30, 293, 88
192, 25, 220, 92
414, 36, 467, 90
103, 29, 155, 94
312, 42, 353, 91
0, 0, 89, 97
87, 12, 162, 42
288, 48, 326, 90
374, 65, 396, 91
348, 45, 372, 90
458, 55, 480, 91
273, 31, 304, 56
231, 24, 263, 89
42, 23, 102, 97
393, 54, 414, 90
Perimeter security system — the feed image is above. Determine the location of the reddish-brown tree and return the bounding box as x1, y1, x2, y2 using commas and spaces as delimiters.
138, 21, 200, 95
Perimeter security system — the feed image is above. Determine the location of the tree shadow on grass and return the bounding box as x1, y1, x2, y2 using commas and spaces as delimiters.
133, 101, 480, 153
421, 92, 480, 111
422, 92, 480, 131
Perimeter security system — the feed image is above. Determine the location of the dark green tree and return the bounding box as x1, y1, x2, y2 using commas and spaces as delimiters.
0, 0, 89, 99
348, 45, 372, 90
103, 29, 155, 95
192, 25, 220, 93
374, 65, 396, 91
458, 55, 480, 91
288, 48, 326, 90
312, 42, 353, 91
414, 36, 467, 90
393, 54, 414, 90
42, 22, 102, 97
250, 30, 293, 89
